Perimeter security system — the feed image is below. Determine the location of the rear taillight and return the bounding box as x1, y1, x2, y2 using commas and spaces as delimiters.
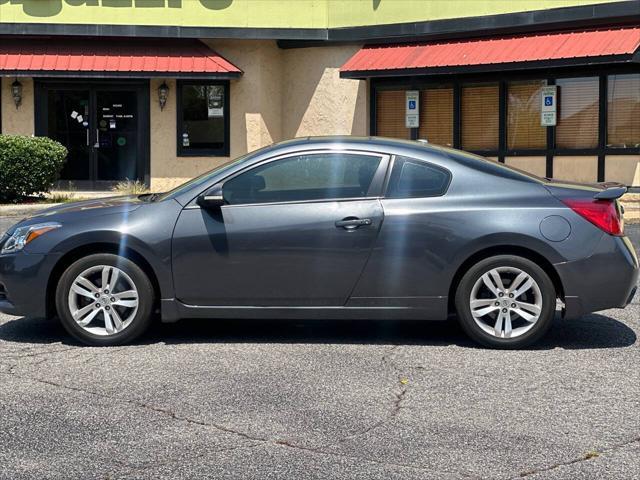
561, 198, 624, 236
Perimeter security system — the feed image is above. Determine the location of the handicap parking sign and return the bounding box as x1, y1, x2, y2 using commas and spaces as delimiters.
541, 86, 557, 126
408, 100, 416, 110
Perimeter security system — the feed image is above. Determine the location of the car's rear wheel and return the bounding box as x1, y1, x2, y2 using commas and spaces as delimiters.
55, 253, 154, 346
455, 255, 556, 349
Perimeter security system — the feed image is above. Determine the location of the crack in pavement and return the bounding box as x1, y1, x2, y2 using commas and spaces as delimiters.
513, 436, 640, 479
1, 369, 468, 477
0, 345, 476, 478
0, 345, 79, 361
0, 366, 269, 442
272, 438, 480, 478
324, 345, 409, 449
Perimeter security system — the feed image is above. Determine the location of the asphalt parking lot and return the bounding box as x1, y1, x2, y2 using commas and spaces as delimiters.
0, 213, 638, 480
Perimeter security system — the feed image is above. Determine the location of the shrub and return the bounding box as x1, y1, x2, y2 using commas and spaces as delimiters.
112, 179, 150, 196
0, 135, 68, 202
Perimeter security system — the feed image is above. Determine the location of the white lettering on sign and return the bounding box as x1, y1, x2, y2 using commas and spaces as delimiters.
405, 90, 419, 129
541, 85, 557, 127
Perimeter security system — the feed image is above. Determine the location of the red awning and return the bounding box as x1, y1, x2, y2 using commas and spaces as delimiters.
341, 27, 640, 78
0, 38, 242, 78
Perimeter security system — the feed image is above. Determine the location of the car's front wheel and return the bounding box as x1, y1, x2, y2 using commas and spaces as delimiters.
455, 255, 556, 349
55, 253, 154, 346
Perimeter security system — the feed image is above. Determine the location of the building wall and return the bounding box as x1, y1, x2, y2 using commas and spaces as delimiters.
326, 0, 620, 28
505, 156, 546, 178
605, 155, 640, 185
1, 78, 34, 136
553, 156, 599, 184
150, 39, 285, 192
150, 40, 368, 192
0, 0, 619, 29
281, 45, 368, 139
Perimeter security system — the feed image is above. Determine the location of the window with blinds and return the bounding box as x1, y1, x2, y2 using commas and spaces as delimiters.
507, 80, 547, 150
376, 90, 410, 139
461, 83, 499, 151
556, 77, 599, 149
418, 86, 453, 147
607, 74, 640, 148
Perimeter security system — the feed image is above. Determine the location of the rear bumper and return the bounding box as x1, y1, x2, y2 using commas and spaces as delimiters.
0, 252, 60, 318
555, 234, 638, 319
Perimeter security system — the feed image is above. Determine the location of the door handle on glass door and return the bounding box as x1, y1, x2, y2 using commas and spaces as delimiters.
94, 129, 100, 148
335, 218, 372, 230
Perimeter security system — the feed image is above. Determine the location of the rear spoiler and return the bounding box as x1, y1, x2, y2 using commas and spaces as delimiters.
594, 185, 627, 201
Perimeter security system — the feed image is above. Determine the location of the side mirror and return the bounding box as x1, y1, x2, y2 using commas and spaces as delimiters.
197, 187, 225, 210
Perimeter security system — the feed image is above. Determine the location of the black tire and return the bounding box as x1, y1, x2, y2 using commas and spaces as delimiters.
455, 255, 556, 349
56, 253, 154, 346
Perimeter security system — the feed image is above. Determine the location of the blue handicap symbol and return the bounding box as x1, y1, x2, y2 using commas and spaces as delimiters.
544, 96, 553, 106
408, 100, 416, 110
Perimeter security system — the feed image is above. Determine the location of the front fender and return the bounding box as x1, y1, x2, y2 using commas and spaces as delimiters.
25, 201, 182, 300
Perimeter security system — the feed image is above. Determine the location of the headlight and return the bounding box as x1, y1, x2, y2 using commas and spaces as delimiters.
0, 222, 61, 254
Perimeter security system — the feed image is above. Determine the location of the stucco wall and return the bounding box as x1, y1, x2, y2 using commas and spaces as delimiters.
553, 156, 599, 184
605, 155, 640, 186
150, 40, 367, 192
505, 156, 546, 178
281, 45, 367, 139
1, 77, 34, 136
151, 40, 285, 192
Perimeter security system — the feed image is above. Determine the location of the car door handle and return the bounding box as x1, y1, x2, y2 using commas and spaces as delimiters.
335, 218, 372, 230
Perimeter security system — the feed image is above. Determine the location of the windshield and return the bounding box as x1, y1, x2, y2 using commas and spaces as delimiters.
156, 146, 272, 201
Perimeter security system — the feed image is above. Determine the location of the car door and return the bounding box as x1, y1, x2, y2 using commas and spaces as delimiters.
348, 155, 454, 315
172, 150, 389, 307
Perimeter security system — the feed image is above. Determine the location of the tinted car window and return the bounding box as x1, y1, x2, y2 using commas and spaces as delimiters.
387, 156, 450, 198
223, 153, 382, 205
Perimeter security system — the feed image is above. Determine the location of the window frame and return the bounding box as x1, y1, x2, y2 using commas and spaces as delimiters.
215, 149, 391, 207
370, 64, 640, 182
383, 155, 452, 199
176, 79, 230, 158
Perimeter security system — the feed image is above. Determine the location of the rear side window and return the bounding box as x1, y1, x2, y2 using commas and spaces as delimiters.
386, 156, 450, 198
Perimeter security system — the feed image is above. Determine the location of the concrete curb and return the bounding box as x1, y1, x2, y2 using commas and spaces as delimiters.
621, 194, 639, 224
0, 203, 61, 218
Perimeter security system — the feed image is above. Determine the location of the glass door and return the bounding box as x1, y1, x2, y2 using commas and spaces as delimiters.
95, 90, 139, 183
46, 89, 92, 182
35, 81, 149, 190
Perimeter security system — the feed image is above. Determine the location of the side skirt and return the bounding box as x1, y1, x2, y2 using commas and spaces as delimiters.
160, 297, 448, 323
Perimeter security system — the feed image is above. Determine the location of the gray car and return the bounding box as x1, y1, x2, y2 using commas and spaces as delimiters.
0, 137, 637, 348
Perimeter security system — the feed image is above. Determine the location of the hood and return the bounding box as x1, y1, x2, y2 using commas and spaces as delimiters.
24, 195, 145, 222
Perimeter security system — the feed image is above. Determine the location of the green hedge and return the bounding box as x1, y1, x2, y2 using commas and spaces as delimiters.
0, 135, 68, 202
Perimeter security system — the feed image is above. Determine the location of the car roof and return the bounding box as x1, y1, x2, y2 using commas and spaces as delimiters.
169, 136, 543, 205
273, 135, 440, 153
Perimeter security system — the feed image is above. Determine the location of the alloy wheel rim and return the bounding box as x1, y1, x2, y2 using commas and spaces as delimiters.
68, 265, 139, 336
469, 266, 543, 339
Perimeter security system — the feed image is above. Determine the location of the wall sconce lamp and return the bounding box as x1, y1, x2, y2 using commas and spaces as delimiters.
11, 79, 22, 109
158, 81, 169, 111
